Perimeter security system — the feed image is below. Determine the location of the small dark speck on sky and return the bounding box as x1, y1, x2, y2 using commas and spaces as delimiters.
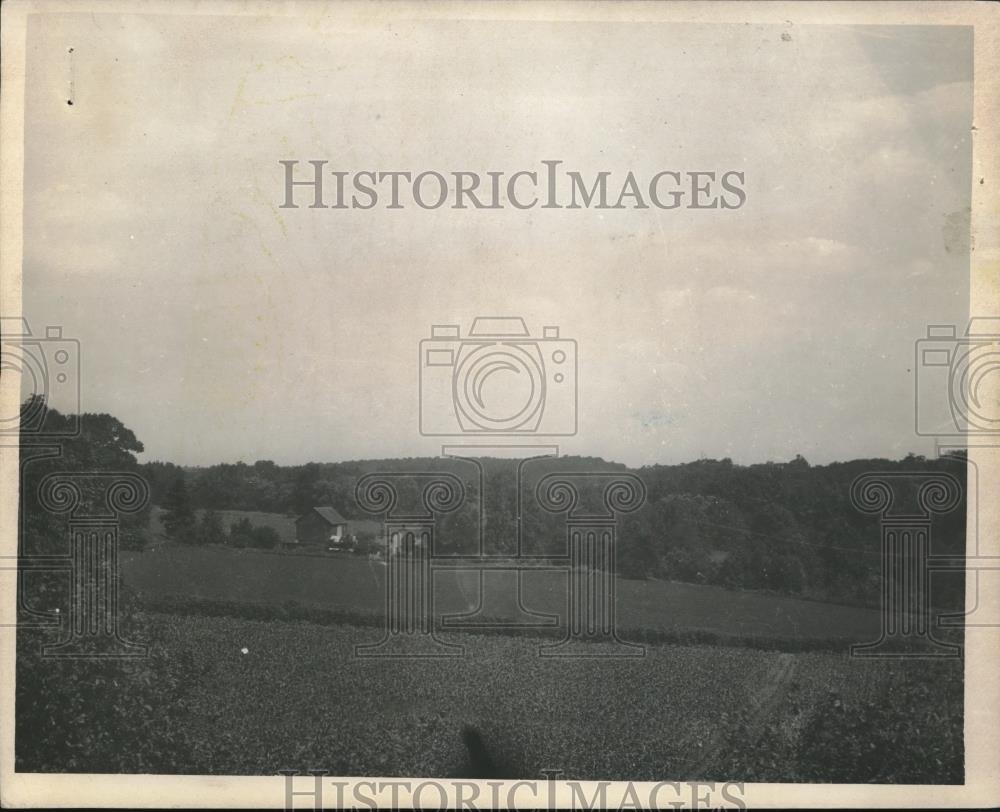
781, 32, 792, 42
981, 178, 986, 185
66, 100, 73, 106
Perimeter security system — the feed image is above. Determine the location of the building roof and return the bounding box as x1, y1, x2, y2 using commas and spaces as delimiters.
299, 506, 347, 526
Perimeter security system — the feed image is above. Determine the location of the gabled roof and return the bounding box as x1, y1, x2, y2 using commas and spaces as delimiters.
299, 506, 347, 526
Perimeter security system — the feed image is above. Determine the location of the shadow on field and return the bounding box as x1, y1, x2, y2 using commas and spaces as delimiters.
453, 724, 516, 779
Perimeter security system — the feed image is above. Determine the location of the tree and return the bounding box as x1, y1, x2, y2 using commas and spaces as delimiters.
19, 397, 151, 555
352, 530, 378, 556
290, 462, 322, 516
228, 520, 280, 550
196, 509, 226, 546
250, 525, 281, 550
162, 474, 195, 541
228, 517, 254, 548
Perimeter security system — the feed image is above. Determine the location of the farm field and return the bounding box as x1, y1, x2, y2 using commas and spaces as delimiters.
16, 613, 963, 781
121, 543, 883, 644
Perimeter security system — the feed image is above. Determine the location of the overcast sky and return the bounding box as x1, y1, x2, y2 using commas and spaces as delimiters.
21, 14, 972, 467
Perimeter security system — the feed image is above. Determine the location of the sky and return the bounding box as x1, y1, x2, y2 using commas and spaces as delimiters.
20, 14, 973, 467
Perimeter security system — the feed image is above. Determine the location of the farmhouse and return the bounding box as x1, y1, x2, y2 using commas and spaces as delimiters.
294, 508, 386, 551
295, 506, 348, 546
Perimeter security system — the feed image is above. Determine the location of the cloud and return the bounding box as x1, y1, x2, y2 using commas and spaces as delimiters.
18, 17, 973, 467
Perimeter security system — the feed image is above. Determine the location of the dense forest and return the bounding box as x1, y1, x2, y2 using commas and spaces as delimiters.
139, 448, 967, 610
18, 397, 966, 609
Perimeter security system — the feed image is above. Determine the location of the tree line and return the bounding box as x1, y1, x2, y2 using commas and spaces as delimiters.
142, 451, 967, 608
17, 397, 967, 608
158, 476, 283, 549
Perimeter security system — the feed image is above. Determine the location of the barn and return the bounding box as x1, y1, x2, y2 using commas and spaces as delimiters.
294, 506, 348, 546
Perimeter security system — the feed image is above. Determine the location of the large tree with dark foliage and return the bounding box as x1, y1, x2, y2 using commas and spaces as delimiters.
19, 395, 150, 555
16, 397, 200, 773
161, 473, 195, 540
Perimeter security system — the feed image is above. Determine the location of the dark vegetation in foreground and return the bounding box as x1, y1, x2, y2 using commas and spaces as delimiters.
134, 592, 863, 653
16, 596, 964, 783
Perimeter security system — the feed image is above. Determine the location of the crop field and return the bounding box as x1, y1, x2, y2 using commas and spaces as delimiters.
82, 544, 962, 783
121, 544, 883, 644
16, 613, 963, 781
